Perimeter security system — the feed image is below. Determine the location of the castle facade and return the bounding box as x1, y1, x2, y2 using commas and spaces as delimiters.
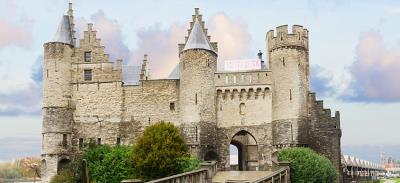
41, 3, 342, 182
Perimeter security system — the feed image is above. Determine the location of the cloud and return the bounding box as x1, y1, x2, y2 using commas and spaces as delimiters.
342, 30, 400, 102
310, 65, 335, 97
131, 23, 185, 79
0, 1, 32, 49
208, 12, 251, 61
0, 56, 43, 116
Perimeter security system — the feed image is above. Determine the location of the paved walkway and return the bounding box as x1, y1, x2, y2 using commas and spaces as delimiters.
212, 171, 272, 183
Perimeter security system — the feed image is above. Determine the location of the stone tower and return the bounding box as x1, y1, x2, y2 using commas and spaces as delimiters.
267, 25, 310, 146
41, 4, 75, 183
178, 8, 219, 157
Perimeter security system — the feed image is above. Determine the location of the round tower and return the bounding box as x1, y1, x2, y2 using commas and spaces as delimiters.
41, 7, 74, 183
179, 8, 218, 157
267, 25, 310, 147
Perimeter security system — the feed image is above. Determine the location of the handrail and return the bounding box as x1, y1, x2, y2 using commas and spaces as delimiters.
146, 168, 208, 183
252, 166, 290, 183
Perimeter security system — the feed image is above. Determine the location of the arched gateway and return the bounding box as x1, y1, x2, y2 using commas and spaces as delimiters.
229, 130, 258, 171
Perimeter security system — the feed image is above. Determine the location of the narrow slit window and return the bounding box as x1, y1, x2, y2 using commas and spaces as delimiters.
62, 134, 67, 147
79, 138, 83, 149
195, 93, 198, 105
282, 57, 285, 66
84, 69, 92, 81
84, 51, 92, 62
289, 89, 292, 100
170, 102, 175, 111
117, 138, 121, 145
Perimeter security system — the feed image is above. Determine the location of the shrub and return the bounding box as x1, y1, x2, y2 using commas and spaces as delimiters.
278, 147, 337, 183
176, 156, 201, 173
132, 121, 188, 181
83, 144, 134, 183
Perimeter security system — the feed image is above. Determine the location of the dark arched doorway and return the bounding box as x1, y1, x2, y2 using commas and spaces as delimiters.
204, 150, 218, 161
57, 158, 70, 174
229, 130, 258, 171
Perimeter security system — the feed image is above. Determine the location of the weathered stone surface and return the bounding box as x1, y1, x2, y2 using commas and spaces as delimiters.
42, 7, 342, 183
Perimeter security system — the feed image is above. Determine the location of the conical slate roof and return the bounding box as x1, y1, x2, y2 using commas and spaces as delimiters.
183, 19, 213, 52
51, 15, 73, 45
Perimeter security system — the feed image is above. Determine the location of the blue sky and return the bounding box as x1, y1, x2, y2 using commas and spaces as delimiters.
0, 0, 400, 162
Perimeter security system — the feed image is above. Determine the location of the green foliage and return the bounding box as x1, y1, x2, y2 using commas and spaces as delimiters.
176, 156, 201, 173
0, 167, 22, 179
83, 144, 134, 183
132, 121, 189, 181
50, 157, 81, 183
278, 147, 337, 183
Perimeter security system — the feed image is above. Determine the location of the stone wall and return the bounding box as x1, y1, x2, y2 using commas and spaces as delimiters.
214, 70, 272, 87
216, 87, 272, 127
72, 82, 124, 123
124, 79, 180, 126
308, 92, 342, 183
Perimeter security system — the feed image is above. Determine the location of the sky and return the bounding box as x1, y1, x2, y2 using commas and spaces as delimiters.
0, 0, 400, 163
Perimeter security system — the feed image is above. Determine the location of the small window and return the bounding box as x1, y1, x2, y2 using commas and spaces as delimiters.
170, 102, 175, 111
289, 89, 292, 100
84, 69, 92, 81
62, 134, 67, 147
195, 93, 198, 105
79, 138, 83, 149
117, 138, 121, 145
97, 138, 101, 145
84, 51, 92, 62
218, 75, 220, 79
282, 57, 285, 66
239, 103, 245, 115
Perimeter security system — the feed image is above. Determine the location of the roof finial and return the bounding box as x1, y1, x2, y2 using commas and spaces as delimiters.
194, 8, 200, 15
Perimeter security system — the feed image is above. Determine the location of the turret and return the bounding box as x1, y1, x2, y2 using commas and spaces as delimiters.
178, 8, 218, 157
41, 4, 75, 183
267, 25, 310, 146
140, 54, 149, 80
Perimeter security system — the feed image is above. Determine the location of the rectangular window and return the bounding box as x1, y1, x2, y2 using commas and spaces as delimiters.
62, 134, 67, 147
117, 138, 121, 145
97, 138, 101, 145
79, 138, 84, 149
84, 69, 92, 81
195, 93, 198, 105
84, 51, 92, 62
170, 102, 175, 111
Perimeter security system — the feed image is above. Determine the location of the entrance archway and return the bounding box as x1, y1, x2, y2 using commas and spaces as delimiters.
57, 158, 70, 174
229, 130, 258, 171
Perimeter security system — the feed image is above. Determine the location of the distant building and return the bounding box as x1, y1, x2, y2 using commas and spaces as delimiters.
41, 3, 342, 182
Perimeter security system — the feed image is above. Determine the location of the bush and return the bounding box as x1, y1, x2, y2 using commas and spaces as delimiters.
83, 144, 134, 183
132, 121, 189, 181
176, 156, 201, 173
278, 147, 337, 183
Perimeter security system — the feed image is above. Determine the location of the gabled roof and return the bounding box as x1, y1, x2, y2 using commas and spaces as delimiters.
51, 15, 73, 45
183, 18, 213, 52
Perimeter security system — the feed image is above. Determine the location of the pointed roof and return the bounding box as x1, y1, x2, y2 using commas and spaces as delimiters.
183, 18, 213, 52
51, 15, 73, 45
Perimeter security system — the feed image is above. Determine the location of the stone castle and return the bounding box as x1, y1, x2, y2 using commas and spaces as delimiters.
41, 3, 342, 182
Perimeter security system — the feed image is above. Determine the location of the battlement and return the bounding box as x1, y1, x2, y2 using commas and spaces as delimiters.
308, 92, 340, 120
214, 70, 272, 87
217, 87, 271, 101
267, 25, 308, 52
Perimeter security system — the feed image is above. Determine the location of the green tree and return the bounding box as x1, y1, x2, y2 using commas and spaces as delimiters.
132, 121, 189, 181
83, 144, 134, 183
278, 147, 337, 183
176, 156, 201, 173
